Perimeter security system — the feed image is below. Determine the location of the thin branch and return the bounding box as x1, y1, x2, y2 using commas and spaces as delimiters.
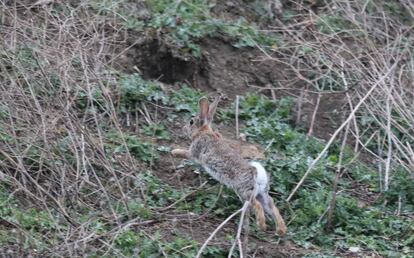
287, 60, 399, 202
228, 201, 250, 258
195, 207, 243, 258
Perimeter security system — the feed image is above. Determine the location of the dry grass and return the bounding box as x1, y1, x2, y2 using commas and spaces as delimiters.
1, 0, 414, 257
263, 0, 414, 192
0, 1, 148, 256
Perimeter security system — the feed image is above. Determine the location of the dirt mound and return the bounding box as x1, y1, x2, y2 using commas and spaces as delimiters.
117, 37, 292, 98
116, 36, 344, 141
119, 39, 198, 84
199, 37, 289, 95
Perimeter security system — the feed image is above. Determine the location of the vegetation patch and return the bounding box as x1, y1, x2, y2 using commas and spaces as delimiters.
220, 94, 414, 256
147, 0, 280, 57
1, 0, 414, 257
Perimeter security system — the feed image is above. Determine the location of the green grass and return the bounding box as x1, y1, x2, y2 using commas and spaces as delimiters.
102, 80, 414, 255
0, 184, 64, 253
1, 71, 413, 256
1, 0, 414, 257
218, 94, 414, 256
87, 0, 281, 57
146, 0, 280, 57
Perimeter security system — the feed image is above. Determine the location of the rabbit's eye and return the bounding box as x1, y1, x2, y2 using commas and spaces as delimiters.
190, 119, 194, 125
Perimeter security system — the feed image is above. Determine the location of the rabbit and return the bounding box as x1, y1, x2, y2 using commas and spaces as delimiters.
171, 96, 287, 235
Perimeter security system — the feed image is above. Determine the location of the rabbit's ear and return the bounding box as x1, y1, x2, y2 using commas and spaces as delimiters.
198, 97, 209, 123
207, 95, 220, 123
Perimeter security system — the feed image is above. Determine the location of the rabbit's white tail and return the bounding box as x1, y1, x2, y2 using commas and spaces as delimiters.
249, 161, 287, 235
248, 161, 268, 194
248, 161, 268, 230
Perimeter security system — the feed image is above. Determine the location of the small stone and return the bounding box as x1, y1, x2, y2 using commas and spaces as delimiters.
239, 133, 247, 141
349, 246, 360, 253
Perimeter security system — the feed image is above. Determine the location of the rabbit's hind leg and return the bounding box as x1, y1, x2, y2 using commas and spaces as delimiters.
253, 198, 266, 231
268, 197, 287, 235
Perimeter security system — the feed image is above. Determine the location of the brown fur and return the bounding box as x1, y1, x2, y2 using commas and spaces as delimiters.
253, 199, 266, 231
269, 198, 287, 235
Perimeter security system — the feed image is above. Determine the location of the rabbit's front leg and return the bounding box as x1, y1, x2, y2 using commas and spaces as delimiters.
171, 148, 190, 159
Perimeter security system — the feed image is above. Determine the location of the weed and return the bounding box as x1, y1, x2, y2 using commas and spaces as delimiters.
137, 172, 183, 207
388, 4, 411, 22
384, 169, 414, 209
113, 229, 228, 257
89, 0, 147, 31
106, 131, 156, 162
142, 123, 170, 140
0, 104, 8, 119
229, 93, 414, 255
126, 201, 153, 219
169, 84, 203, 115
315, 14, 355, 34
115, 229, 139, 256
15, 46, 39, 69
316, 75, 344, 91
75, 86, 105, 111
119, 73, 168, 112
0, 184, 63, 251
0, 127, 12, 142
147, 0, 281, 56
177, 184, 240, 216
